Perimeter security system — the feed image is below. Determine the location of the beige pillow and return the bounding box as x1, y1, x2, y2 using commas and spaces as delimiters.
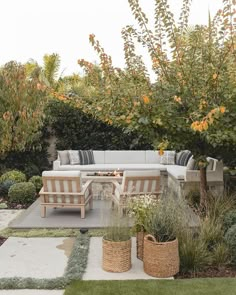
68, 150, 80, 165
58, 150, 70, 165
186, 156, 195, 170
160, 151, 176, 165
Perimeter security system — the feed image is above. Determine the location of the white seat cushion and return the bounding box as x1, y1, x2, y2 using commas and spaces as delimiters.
42, 171, 81, 177
58, 163, 167, 171
166, 165, 186, 180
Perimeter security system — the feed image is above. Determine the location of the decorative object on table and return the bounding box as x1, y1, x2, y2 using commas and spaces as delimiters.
143, 193, 187, 277
127, 194, 158, 260
102, 213, 131, 272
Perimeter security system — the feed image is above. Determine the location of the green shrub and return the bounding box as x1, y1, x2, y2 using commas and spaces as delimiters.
223, 210, 236, 232
0, 180, 15, 199
8, 182, 36, 205
23, 164, 41, 179
0, 170, 26, 184
46, 99, 152, 150
225, 224, 236, 266
29, 176, 42, 193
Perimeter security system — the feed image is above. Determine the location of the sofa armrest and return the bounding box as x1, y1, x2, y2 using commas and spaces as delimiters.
81, 180, 93, 195
185, 160, 223, 182
53, 160, 61, 170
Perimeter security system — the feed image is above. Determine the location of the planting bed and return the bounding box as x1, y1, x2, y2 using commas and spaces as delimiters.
0, 236, 7, 246
176, 267, 236, 279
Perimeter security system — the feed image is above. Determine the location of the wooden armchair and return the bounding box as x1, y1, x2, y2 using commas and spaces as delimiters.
39, 171, 93, 218
111, 170, 161, 213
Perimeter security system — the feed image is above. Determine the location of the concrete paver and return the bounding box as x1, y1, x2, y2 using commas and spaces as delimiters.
0, 291, 64, 295
0, 237, 74, 279
83, 237, 174, 280
0, 210, 23, 230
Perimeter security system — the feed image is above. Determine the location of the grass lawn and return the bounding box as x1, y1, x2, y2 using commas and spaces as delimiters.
64, 278, 236, 295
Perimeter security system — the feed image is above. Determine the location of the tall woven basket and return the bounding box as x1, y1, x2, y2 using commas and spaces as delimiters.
136, 230, 147, 261
102, 237, 131, 272
143, 234, 179, 278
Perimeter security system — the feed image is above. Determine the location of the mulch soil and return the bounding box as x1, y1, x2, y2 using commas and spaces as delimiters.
0, 236, 7, 247
176, 267, 236, 279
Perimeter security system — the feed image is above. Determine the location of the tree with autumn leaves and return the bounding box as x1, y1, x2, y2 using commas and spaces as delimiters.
0, 61, 48, 154
77, 0, 236, 208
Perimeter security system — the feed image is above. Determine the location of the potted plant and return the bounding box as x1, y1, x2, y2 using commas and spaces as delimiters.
143, 194, 187, 278
102, 214, 131, 272
127, 194, 158, 260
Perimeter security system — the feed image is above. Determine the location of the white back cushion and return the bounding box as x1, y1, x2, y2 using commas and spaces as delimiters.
145, 151, 161, 164
105, 151, 146, 164
93, 151, 105, 164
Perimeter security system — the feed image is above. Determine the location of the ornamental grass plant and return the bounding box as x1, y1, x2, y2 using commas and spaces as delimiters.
144, 191, 189, 242
103, 212, 131, 242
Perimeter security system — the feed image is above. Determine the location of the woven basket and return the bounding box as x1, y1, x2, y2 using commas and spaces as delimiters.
102, 237, 131, 272
143, 234, 179, 278
136, 230, 147, 261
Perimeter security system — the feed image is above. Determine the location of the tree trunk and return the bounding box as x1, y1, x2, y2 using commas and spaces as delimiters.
199, 166, 208, 211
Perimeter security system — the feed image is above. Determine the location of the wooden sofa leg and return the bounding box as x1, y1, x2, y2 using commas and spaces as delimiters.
41, 206, 46, 218
81, 206, 85, 219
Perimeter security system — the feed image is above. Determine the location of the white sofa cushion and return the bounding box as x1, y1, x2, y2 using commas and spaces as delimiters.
105, 151, 146, 164
145, 150, 161, 164
93, 151, 105, 164
166, 165, 186, 180
42, 170, 81, 177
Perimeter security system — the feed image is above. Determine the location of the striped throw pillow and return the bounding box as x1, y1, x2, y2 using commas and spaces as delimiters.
176, 150, 192, 166
79, 150, 95, 165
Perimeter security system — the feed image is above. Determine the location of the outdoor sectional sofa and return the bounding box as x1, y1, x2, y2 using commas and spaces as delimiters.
53, 150, 224, 197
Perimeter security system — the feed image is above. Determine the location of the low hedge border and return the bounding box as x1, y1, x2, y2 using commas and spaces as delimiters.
0, 233, 90, 290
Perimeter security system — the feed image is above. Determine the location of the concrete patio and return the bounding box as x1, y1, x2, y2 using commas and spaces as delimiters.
9, 198, 120, 229
8, 196, 199, 229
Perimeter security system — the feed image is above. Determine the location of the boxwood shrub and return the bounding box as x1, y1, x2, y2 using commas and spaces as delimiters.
223, 210, 236, 232
29, 176, 42, 193
225, 224, 236, 266
0, 180, 15, 199
8, 182, 36, 205
0, 170, 26, 184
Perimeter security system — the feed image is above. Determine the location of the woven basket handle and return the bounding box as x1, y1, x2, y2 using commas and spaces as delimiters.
145, 234, 157, 243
